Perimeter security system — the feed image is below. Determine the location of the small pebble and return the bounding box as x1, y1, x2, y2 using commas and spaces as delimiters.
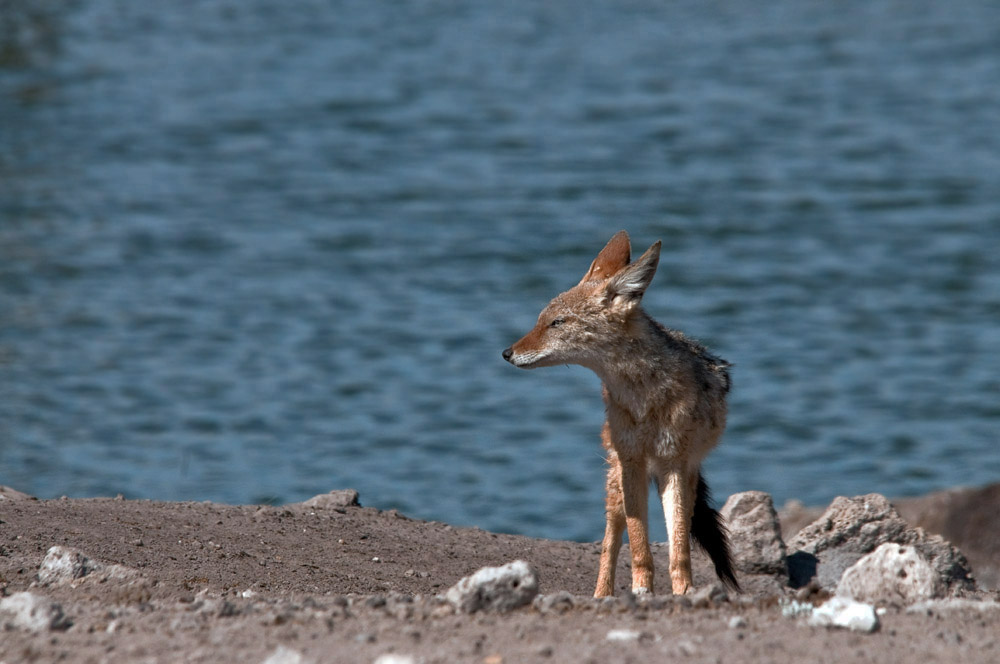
373, 656, 415, 664
677, 640, 698, 656
261, 645, 305, 664
728, 616, 747, 629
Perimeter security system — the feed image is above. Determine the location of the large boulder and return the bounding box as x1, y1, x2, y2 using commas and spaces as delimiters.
895, 483, 1000, 590
720, 491, 788, 576
787, 494, 973, 593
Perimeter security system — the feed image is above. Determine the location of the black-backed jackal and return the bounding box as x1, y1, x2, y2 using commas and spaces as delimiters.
503, 231, 738, 596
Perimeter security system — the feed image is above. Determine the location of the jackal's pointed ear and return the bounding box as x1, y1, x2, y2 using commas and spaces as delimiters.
579, 230, 631, 284
604, 240, 661, 307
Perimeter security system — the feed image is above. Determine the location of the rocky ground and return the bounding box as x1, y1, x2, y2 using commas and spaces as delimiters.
1, 483, 999, 663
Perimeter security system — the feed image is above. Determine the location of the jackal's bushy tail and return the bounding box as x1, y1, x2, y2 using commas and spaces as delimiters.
692, 473, 740, 592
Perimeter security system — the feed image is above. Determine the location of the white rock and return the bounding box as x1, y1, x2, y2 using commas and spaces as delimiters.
373, 656, 417, 664
444, 560, 538, 614
808, 597, 879, 633
261, 645, 309, 664
837, 543, 944, 604
779, 599, 815, 618
728, 616, 747, 629
0, 592, 68, 632
606, 629, 643, 642
37, 545, 140, 586
37, 546, 97, 585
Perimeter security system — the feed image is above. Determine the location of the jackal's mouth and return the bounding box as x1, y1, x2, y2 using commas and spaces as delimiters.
502, 347, 550, 369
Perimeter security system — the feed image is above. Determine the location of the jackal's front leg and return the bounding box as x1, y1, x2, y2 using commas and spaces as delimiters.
659, 469, 697, 595
595, 455, 625, 598
620, 459, 654, 594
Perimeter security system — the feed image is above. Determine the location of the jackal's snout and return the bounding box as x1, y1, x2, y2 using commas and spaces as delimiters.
501, 336, 547, 368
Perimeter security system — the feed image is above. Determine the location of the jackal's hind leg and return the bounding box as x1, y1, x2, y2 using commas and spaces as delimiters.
659, 469, 697, 595
595, 454, 625, 598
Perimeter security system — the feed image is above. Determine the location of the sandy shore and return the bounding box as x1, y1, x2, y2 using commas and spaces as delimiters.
1, 484, 999, 663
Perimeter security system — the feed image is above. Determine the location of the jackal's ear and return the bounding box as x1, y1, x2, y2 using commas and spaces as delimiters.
604, 240, 661, 307
579, 230, 631, 284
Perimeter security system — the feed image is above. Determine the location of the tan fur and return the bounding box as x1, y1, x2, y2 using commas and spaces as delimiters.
503, 231, 730, 596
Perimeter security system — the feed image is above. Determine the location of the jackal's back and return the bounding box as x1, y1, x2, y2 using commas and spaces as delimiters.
647, 313, 731, 396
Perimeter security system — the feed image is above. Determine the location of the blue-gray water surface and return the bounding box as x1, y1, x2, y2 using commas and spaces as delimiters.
2, 1, 999, 542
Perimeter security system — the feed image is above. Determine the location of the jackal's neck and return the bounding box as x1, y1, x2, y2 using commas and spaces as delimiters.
588, 311, 675, 421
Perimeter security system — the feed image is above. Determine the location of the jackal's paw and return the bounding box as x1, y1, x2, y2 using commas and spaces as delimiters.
632, 587, 651, 595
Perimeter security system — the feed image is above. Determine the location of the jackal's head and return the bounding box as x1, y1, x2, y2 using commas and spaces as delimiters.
502, 230, 661, 370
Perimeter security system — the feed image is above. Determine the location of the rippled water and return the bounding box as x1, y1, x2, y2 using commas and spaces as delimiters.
2, 1, 999, 541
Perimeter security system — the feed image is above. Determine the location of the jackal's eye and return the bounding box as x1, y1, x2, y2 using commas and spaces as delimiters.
549, 317, 566, 328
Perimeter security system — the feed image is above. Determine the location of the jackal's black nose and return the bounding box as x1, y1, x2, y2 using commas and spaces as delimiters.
502, 347, 513, 362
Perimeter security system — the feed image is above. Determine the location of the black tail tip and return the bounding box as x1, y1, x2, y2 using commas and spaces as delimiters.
692, 473, 741, 593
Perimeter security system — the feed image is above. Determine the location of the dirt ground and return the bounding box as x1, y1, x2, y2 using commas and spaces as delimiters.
1, 484, 999, 664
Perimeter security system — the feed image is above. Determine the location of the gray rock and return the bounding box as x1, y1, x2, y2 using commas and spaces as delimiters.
808, 596, 879, 633
0, 592, 70, 632
720, 491, 788, 575
533, 590, 576, 614
444, 560, 539, 614
789, 549, 865, 590
0, 485, 34, 501
300, 489, 361, 509
689, 583, 729, 608
908, 530, 975, 592
788, 494, 907, 556
786, 494, 973, 593
905, 598, 1000, 614
838, 543, 945, 604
